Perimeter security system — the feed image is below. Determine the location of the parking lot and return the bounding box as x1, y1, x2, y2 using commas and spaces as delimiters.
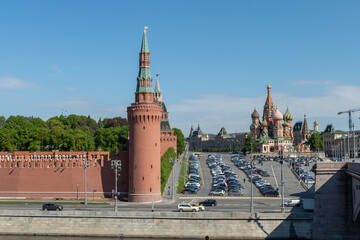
183, 153, 312, 199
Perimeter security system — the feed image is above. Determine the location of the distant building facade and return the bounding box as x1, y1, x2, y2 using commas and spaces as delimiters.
323, 124, 360, 158
187, 125, 247, 152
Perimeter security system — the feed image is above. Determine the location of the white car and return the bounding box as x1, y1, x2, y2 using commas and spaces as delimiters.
210, 189, 225, 196
186, 182, 201, 188
177, 203, 199, 212
284, 199, 301, 207
305, 179, 315, 184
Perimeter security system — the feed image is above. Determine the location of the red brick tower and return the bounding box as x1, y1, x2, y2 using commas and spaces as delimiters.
127, 28, 162, 202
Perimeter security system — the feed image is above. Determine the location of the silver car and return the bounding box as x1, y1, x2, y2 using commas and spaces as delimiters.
177, 203, 199, 212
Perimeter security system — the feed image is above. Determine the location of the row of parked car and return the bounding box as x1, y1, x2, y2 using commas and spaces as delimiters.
291, 160, 316, 184
207, 155, 244, 196
182, 155, 202, 194
231, 155, 279, 197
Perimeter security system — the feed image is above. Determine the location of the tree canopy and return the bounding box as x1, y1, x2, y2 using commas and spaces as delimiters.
306, 132, 324, 151
173, 128, 185, 157
0, 115, 128, 152
243, 135, 257, 154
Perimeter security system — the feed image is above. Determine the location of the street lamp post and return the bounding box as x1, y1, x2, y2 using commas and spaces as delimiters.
76, 184, 79, 200
111, 159, 122, 212
353, 123, 356, 162
81, 160, 90, 205
250, 142, 254, 213
169, 158, 175, 199
280, 159, 285, 213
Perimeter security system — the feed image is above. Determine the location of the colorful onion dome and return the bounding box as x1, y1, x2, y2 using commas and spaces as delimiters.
261, 119, 268, 127
272, 108, 283, 120
251, 109, 260, 118
314, 121, 318, 126
283, 107, 294, 121
282, 121, 289, 127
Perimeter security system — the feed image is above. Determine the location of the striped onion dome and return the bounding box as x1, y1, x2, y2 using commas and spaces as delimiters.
283, 107, 294, 121
261, 119, 268, 127
272, 108, 283, 120
251, 109, 260, 118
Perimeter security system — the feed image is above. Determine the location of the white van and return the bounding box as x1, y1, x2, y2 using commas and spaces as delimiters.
284, 199, 301, 207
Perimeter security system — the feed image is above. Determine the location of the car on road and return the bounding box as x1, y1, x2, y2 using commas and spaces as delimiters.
42, 203, 63, 211
199, 199, 217, 207
284, 199, 301, 207
190, 203, 205, 211
177, 203, 199, 212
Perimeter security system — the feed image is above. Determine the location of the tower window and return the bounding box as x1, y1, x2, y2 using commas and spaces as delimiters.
143, 176, 144, 181
143, 126, 145, 130
151, 164, 153, 169
150, 188, 152, 192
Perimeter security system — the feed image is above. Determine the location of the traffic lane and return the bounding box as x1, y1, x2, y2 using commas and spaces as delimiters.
195, 154, 212, 196
222, 154, 261, 197
0, 199, 306, 213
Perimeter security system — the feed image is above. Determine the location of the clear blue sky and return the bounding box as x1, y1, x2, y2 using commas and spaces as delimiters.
0, 0, 360, 135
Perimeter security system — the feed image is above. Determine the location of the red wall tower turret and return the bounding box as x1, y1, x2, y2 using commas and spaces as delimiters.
127, 28, 162, 202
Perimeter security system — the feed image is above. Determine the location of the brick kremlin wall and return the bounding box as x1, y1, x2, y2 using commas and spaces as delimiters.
160, 131, 177, 156
0, 151, 129, 199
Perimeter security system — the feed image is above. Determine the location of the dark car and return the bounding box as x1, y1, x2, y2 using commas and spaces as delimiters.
199, 199, 217, 207
42, 203, 63, 211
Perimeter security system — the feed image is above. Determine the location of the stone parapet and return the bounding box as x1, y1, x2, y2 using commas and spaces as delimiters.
0, 210, 312, 239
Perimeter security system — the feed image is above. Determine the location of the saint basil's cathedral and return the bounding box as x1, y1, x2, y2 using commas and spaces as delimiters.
250, 84, 298, 153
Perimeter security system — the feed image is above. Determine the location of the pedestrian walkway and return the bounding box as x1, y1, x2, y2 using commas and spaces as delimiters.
162, 152, 185, 203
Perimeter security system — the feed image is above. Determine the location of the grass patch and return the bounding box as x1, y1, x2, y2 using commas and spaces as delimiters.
177, 155, 188, 194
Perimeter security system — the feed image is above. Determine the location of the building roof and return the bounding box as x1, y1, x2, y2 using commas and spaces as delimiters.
293, 121, 303, 131
301, 115, 309, 135
283, 107, 294, 121
324, 124, 335, 133
261, 119, 268, 127
218, 127, 228, 136
272, 108, 283, 120
251, 108, 260, 118
136, 28, 153, 93
141, 27, 149, 53
161, 121, 171, 131
265, 84, 274, 106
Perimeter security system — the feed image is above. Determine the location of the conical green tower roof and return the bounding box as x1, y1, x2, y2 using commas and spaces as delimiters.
140, 27, 149, 53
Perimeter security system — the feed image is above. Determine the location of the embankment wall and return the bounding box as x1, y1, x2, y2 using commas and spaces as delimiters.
0, 210, 312, 239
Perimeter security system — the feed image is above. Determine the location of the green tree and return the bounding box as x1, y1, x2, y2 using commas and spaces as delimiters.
160, 147, 177, 193
243, 135, 257, 154
173, 128, 185, 157
307, 133, 324, 151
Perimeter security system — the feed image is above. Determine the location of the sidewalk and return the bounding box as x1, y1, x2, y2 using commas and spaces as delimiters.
162, 152, 185, 203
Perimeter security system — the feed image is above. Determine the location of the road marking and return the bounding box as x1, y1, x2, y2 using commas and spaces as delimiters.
179, 196, 297, 200
271, 165, 279, 189
197, 156, 205, 187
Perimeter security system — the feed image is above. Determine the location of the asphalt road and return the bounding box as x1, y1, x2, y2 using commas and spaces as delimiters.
0, 198, 304, 213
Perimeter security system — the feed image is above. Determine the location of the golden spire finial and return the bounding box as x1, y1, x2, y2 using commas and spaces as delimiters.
267, 83, 271, 90
144, 26, 148, 32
